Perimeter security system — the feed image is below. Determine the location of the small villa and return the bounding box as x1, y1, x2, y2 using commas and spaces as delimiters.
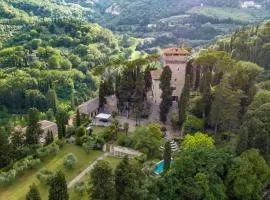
15, 120, 58, 144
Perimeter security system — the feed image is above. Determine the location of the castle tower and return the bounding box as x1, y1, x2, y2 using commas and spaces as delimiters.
150, 47, 189, 104
162, 47, 189, 101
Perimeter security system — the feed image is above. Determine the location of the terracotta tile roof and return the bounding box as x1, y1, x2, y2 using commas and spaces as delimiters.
151, 69, 162, 80
78, 97, 99, 115
162, 47, 189, 55
39, 120, 57, 129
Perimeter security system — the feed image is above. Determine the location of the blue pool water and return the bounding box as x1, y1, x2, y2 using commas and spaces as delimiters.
154, 160, 173, 175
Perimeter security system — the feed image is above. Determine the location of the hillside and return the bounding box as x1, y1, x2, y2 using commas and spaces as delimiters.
0, 19, 139, 114
1, 0, 270, 51
214, 20, 270, 71
92, 0, 270, 51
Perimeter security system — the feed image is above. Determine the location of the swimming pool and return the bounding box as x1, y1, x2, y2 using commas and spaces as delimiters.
154, 160, 173, 175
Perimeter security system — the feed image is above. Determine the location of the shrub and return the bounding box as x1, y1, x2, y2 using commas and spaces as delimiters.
13, 160, 28, 176
36, 168, 54, 185
161, 126, 167, 132
117, 135, 133, 147
36, 143, 60, 158
183, 115, 204, 134
55, 139, 66, 148
66, 126, 76, 137
12, 157, 41, 177
74, 182, 86, 196
82, 140, 95, 153
76, 126, 86, 138
63, 153, 77, 169
135, 153, 147, 163
0, 170, 17, 186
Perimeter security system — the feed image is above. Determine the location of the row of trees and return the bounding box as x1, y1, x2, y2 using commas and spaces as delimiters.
176, 51, 263, 135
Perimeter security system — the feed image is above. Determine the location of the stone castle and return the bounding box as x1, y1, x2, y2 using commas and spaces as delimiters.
150, 47, 189, 104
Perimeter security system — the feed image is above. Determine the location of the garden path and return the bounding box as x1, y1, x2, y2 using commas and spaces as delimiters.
67, 152, 109, 188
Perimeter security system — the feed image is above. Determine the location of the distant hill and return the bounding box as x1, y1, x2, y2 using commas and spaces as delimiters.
92, 0, 270, 51
1, 0, 270, 51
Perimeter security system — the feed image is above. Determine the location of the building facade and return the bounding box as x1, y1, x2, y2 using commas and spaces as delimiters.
151, 47, 189, 104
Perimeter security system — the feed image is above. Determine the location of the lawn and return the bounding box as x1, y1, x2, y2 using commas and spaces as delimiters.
0, 144, 103, 200
69, 156, 122, 200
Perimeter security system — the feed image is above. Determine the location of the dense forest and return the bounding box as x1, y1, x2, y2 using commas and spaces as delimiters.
215, 21, 270, 71
0, 18, 139, 114
0, 1, 269, 200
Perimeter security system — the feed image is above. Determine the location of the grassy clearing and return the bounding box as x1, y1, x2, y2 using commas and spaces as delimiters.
0, 144, 103, 200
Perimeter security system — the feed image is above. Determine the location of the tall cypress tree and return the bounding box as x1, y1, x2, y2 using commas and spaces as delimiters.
26, 184, 41, 200
178, 75, 191, 126
118, 68, 135, 115
201, 71, 212, 121
159, 66, 173, 123
115, 156, 144, 200
144, 66, 152, 92
48, 171, 69, 200
163, 141, 171, 173
76, 108, 81, 127
45, 130, 54, 146
132, 73, 145, 125
47, 88, 58, 114
115, 156, 132, 200
89, 160, 115, 200
56, 107, 69, 139
26, 108, 43, 145
99, 81, 106, 110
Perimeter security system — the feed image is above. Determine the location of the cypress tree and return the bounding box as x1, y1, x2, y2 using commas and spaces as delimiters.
115, 156, 132, 200
99, 81, 106, 110
48, 171, 69, 200
159, 66, 173, 123
47, 88, 58, 114
56, 107, 69, 139
236, 127, 249, 155
105, 76, 115, 95
163, 141, 171, 173
26, 108, 43, 145
115, 156, 144, 200
70, 92, 75, 110
144, 66, 152, 92
178, 75, 191, 126
45, 130, 54, 146
118, 68, 135, 114
201, 71, 212, 121
26, 184, 41, 200
89, 160, 115, 200
76, 109, 81, 127
132, 73, 145, 125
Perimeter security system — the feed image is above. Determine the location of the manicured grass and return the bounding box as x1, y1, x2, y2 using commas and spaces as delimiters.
0, 144, 103, 200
